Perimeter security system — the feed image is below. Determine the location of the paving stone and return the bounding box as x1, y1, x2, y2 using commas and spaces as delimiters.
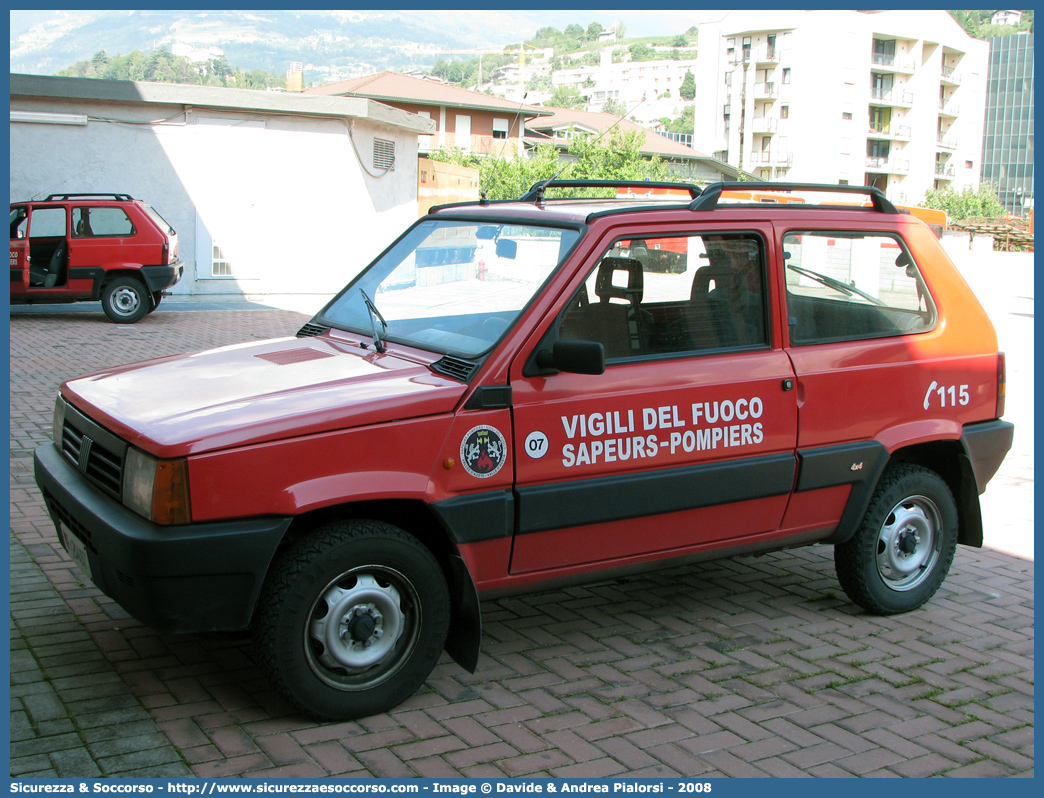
8, 308, 1034, 779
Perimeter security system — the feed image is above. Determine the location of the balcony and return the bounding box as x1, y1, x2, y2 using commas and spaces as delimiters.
871, 53, 915, 74
749, 150, 793, 167
756, 45, 780, 64
937, 134, 959, 150
935, 163, 957, 179
868, 125, 912, 141
752, 117, 778, 134
866, 156, 910, 174
939, 101, 960, 118
870, 88, 914, 107
753, 82, 778, 99
941, 66, 962, 85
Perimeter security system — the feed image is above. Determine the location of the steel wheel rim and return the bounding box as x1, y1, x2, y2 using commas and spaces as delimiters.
304, 565, 420, 691
876, 494, 942, 591
110, 286, 141, 316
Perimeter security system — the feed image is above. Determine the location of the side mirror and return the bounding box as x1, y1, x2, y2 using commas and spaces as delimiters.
495, 238, 517, 259
536, 340, 605, 375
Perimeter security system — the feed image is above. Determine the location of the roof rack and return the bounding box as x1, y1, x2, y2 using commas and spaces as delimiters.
45, 193, 135, 202
689, 182, 899, 214
519, 179, 702, 203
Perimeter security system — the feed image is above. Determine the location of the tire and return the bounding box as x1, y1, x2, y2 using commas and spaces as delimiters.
101, 277, 150, 323
835, 463, 958, 615
252, 520, 450, 720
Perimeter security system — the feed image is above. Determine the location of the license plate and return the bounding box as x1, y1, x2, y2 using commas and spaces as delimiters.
59, 523, 93, 581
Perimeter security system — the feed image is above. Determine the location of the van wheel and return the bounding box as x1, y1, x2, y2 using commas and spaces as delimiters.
253, 520, 450, 720
101, 277, 149, 323
835, 464, 958, 615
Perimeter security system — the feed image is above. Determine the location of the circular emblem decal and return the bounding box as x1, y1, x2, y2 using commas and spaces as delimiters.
460, 425, 508, 479
524, 430, 549, 459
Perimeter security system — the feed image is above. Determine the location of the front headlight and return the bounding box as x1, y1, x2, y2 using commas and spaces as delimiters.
124, 448, 192, 525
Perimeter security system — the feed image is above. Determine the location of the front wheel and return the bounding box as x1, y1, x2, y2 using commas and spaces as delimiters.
101, 277, 149, 323
253, 520, 450, 720
835, 464, 958, 615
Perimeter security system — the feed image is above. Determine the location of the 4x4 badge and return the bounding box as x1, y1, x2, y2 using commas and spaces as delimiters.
460, 425, 507, 479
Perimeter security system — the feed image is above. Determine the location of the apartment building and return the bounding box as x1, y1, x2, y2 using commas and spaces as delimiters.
691, 10, 989, 206
981, 33, 1034, 216
552, 49, 698, 127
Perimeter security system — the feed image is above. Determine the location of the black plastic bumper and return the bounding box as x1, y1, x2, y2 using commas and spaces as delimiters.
140, 262, 184, 293
34, 443, 291, 634
961, 419, 1015, 494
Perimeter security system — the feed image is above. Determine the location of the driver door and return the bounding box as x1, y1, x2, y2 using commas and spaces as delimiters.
508, 226, 799, 574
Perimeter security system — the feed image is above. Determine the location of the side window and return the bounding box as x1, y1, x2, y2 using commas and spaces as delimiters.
72, 207, 135, 237
558, 233, 768, 361
783, 231, 936, 345
28, 207, 67, 238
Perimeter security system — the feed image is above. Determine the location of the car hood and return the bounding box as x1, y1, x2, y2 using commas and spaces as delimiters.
61, 336, 467, 457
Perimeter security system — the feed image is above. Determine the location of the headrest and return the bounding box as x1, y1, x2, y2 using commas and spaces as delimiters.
595, 256, 644, 303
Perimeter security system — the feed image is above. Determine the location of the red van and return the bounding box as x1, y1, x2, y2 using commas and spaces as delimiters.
10, 193, 183, 322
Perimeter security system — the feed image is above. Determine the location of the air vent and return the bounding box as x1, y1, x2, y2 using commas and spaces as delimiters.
431, 356, 477, 382
254, 348, 335, 366
374, 138, 395, 171
297, 323, 329, 338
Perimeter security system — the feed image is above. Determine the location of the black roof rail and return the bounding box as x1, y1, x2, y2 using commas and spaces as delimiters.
44, 193, 135, 202
519, 179, 702, 203
689, 182, 899, 214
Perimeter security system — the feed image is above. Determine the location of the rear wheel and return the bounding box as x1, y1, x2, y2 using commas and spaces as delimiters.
835, 464, 958, 615
253, 520, 450, 720
101, 277, 149, 323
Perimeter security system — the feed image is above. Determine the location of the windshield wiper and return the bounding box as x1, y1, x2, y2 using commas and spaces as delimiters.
787, 264, 886, 306
359, 289, 387, 353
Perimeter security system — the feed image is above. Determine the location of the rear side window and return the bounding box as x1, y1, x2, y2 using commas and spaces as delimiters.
783, 231, 936, 345
72, 207, 136, 237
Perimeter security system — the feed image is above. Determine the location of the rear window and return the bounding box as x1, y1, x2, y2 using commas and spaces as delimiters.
141, 204, 176, 235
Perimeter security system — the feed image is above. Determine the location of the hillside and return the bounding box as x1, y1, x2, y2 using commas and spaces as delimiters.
10, 9, 704, 84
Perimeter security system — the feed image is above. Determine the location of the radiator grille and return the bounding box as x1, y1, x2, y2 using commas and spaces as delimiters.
60, 419, 124, 500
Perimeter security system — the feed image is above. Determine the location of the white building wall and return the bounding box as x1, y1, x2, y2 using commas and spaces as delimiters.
10, 98, 420, 301
692, 10, 989, 205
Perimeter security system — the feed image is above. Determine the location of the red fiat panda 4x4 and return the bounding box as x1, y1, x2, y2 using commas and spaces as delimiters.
10, 193, 183, 323
34, 181, 1013, 720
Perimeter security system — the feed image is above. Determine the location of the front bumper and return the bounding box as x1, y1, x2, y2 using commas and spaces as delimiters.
35, 442, 291, 634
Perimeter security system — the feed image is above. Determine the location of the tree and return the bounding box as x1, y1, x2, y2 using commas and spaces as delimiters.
679, 71, 696, 101
672, 34, 689, 47
564, 23, 585, 41
628, 43, 655, 62
548, 85, 586, 110
586, 22, 605, 40
567, 127, 671, 183
601, 98, 626, 116
427, 127, 674, 201
921, 183, 1007, 221
665, 105, 695, 134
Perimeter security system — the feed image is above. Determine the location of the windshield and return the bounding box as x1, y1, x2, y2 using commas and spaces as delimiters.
320, 219, 581, 358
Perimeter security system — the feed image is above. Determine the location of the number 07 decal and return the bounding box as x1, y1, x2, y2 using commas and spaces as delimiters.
924, 381, 970, 410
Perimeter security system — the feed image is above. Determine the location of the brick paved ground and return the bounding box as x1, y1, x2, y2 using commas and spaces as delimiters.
9, 307, 1034, 778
